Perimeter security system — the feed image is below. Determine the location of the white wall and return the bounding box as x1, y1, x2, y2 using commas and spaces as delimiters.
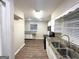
0, 3, 2, 56
48, 0, 79, 45
14, 8, 25, 55
25, 21, 48, 39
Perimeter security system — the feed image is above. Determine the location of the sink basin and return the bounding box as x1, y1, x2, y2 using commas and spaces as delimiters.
52, 42, 79, 59
57, 48, 79, 59
52, 42, 65, 48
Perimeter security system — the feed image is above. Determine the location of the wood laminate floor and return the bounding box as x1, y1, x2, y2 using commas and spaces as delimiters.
15, 39, 48, 59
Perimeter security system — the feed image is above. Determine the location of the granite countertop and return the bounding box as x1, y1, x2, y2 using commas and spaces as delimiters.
47, 37, 66, 59
25, 31, 37, 34
47, 36, 79, 59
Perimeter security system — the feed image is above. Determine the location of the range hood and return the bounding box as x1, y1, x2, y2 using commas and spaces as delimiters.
14, 14, 23, 20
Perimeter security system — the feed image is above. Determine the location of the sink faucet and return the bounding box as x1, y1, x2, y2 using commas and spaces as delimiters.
62, 34, 70, 48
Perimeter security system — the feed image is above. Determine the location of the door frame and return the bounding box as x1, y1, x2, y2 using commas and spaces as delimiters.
0, 0, 14, 59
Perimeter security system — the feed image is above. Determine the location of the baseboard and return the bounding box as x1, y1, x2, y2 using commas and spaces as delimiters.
25, 38, 33, 40
14, 43, 25, 55
25, 38, 43, 40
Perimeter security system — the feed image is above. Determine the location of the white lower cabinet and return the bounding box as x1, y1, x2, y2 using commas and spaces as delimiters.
46, 39, 57, 59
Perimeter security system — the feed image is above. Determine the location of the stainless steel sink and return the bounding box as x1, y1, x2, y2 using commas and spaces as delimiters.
57, 48, 79, 59
52, 42, 65, 48
52, 42, 79, 59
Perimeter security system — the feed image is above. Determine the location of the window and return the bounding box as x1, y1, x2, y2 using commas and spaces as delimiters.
30, 24, 37, 31
55, 8, 79, 45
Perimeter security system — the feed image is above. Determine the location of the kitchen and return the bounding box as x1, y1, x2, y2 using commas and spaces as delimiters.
0, 0, 79, 59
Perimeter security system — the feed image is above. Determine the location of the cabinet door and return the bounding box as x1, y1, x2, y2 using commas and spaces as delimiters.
46, 39, 57, 59
46, 39, 50, 57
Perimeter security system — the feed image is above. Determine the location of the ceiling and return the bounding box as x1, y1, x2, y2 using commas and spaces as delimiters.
14, 0, 64, 22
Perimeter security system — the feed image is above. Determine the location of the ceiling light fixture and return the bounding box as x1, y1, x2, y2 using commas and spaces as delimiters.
33, 10, 44, 19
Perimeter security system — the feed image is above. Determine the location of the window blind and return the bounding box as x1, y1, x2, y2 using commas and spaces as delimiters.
55, 8, 79, 45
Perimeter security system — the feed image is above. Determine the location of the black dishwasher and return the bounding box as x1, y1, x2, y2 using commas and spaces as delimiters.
43, 32, 55, 49
43, 35, 48, 49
